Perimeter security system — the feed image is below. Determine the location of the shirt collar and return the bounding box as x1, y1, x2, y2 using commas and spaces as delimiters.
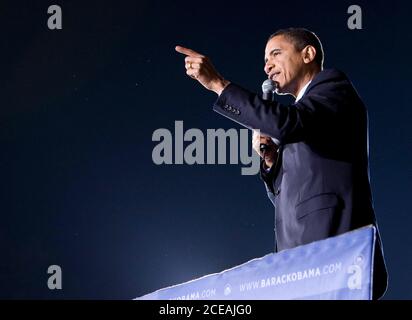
295, 80, 312, 103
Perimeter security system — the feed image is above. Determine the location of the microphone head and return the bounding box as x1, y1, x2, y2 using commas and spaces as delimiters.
261, 79, 276, 94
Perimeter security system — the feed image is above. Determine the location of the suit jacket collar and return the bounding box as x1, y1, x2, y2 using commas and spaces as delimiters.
304, 68, 347, 96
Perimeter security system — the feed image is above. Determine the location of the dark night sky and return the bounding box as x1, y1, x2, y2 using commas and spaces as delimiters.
0, 0, 411, 299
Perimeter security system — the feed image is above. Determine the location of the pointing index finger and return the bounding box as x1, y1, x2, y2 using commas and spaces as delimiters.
175, 45, 203, 57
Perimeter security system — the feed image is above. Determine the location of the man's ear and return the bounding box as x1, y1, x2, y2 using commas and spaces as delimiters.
302, 45, 316, 64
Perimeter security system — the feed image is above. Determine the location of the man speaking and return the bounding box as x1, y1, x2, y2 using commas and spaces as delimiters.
175, 27, 388, 299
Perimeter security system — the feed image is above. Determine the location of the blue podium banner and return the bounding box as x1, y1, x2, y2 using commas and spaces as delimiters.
136, 226, 376, 300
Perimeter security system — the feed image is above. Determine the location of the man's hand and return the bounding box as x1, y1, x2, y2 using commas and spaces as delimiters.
252, 130, 278, 169
175, 45, 230, 95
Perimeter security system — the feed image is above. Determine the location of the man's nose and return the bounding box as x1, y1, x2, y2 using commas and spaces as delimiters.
264, 63, 273, 75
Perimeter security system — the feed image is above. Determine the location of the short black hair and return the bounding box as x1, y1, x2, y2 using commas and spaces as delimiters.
268, 28, 324, 67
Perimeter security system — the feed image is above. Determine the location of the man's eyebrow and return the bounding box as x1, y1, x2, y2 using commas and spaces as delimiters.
264, 48, 281, 63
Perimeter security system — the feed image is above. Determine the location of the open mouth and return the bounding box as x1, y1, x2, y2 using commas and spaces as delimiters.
270, 72, 280, 81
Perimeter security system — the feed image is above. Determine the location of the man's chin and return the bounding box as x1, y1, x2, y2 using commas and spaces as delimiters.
275, 84, 292, 96
275, 86, 287, 96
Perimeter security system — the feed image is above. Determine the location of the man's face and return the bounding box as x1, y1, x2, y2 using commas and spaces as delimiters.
264, 35, 305, 96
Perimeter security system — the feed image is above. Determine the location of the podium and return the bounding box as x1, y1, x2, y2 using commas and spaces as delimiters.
136, 226, 376, 300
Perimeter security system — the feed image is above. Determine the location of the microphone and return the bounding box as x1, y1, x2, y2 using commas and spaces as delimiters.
260, 79, 276, 153
261, 78, 276, 101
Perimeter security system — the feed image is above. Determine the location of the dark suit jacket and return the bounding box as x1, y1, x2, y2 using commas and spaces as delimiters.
213, 68, 388, 299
